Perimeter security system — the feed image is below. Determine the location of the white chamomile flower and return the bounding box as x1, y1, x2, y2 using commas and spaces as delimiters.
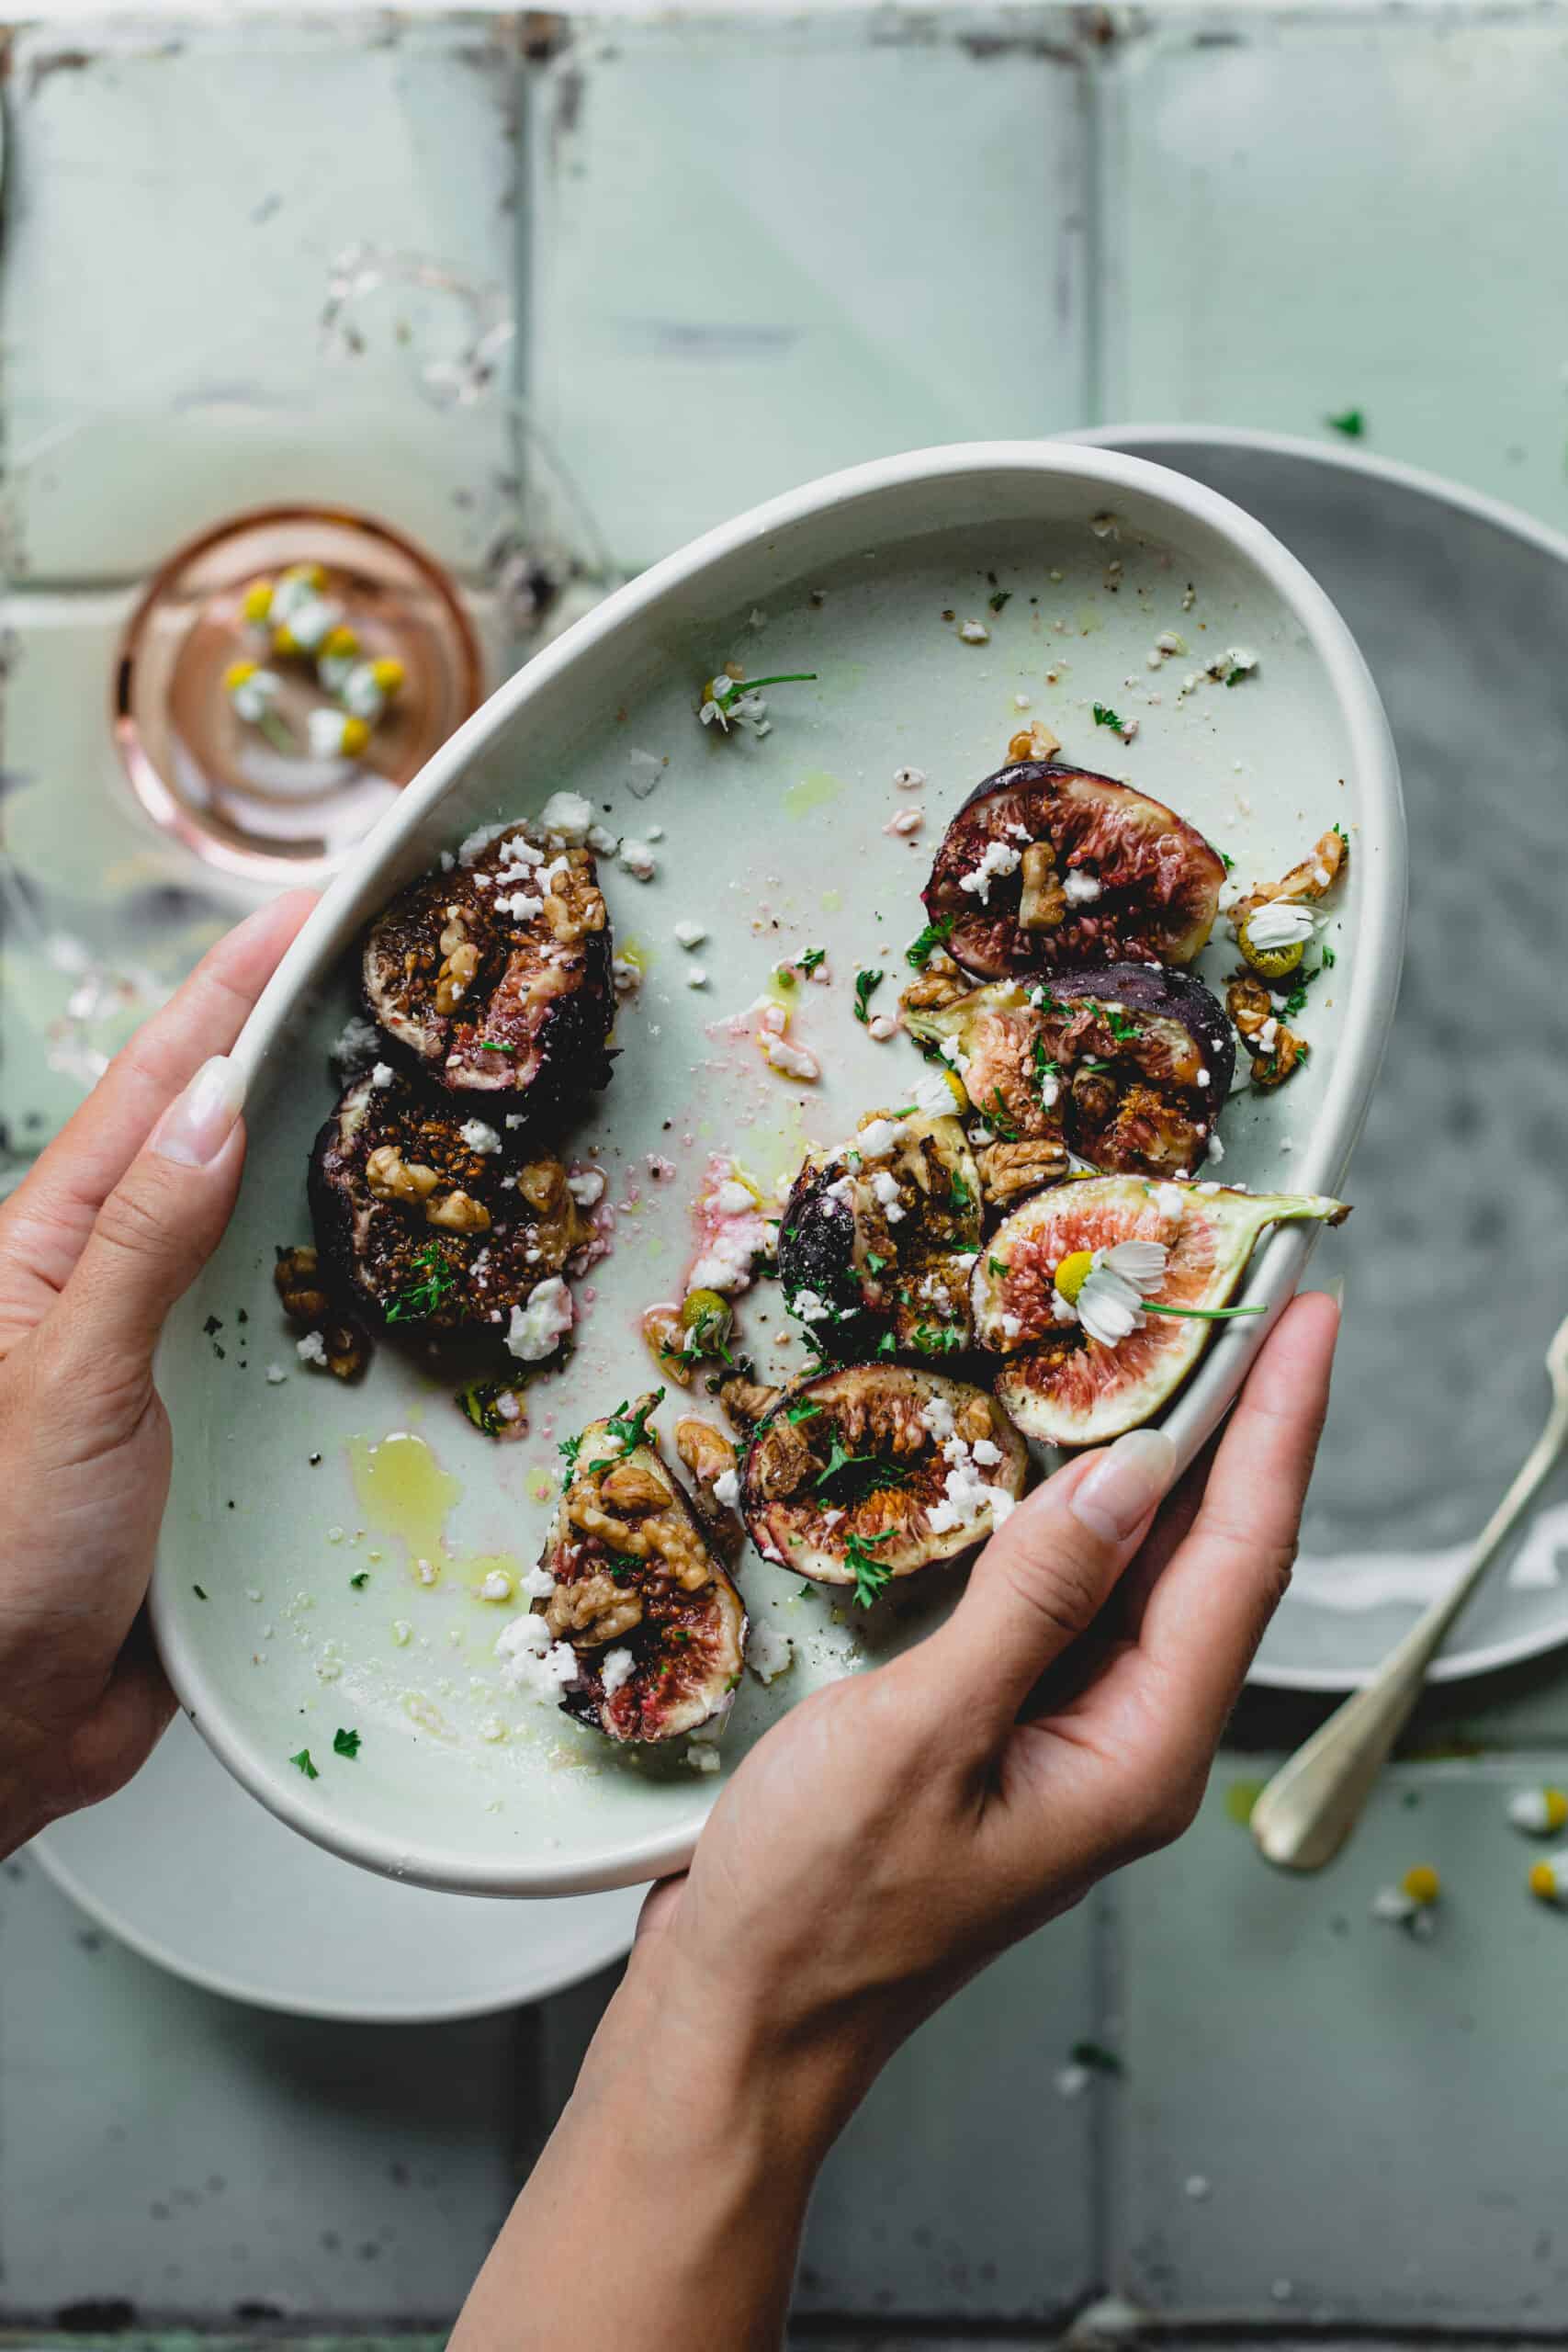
1241, 900, 1317, 951
1509, 1787, 1568, 1836
1050, 1236, 1264, 1348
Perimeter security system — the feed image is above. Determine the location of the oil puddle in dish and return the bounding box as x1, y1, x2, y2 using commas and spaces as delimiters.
350, 1431, 461, 1582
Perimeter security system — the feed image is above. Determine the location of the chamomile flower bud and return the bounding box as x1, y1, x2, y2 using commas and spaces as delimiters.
1529, 1851, 1568, 1904
369, 656, 405, 697
321, 624, 359, 662
241, 577, 276, 626
1508, 1787, 1568, 1836
307, 707, 373, 760
1371, 1865, 1441, 1932
223, 661, 281, 724
340, 661, 389, 722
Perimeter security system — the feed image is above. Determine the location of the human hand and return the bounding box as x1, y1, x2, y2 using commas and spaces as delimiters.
634, 1290, 1340, 2131
457, 1295, 1338, 2352
0, 891, 313, 1854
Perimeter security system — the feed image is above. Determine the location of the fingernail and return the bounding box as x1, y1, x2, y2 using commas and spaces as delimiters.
152, 1056, 246, 1168
1070, 1428, 1178, 1544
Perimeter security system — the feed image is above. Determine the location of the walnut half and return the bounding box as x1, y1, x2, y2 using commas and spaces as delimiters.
976, 1136, 1069, 1206
1227, 972, 1306, 1088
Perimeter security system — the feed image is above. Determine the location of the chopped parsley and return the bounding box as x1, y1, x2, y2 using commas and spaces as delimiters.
460, 1378, 525, 1437
333, 1727, 362, 1760
875, 1330, 898, 1357
603, 1391, 665, 1455
1092, 702, 1124, 732
1224, 664, 1252, 688
387, 1243, 457, 1325
863, 1250, 889, 1273
477, 1040, 513, 1054
853, 967, 884, 1024
797, 1582, 816, 1600
912, 1322, 965, 1355
797, 944, 827, 975
192, 1584, 209, 1600
350, 1571, 369, 1589
1280, 958, 1332, 1022
558, 1431, 582, 1474
906, 913, 955, 970
1325, 408, 1365, 440
1107, 1009, 1140, 1042
1321, 944, 1337, 968
948, 1170, 973, 1213
987, 589, 1011, 614
1032, 1038, 1060, 1097
845, 1529, 896, 1610
784, 1399, 824, 1424
1221, 852, 1235, 873
988, 1088, 1020, 1142
290, 1749, 319, 1781
987, 1257, 1010, 1277
1071, 2039, 1123, 2076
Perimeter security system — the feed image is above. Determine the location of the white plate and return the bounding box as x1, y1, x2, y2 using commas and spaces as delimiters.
31, 1716, 641, 2022
1083, 427, 1568, 1689
150, 440, 1403, 1891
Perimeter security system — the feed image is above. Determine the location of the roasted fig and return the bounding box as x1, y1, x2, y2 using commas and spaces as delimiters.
778, 1110, 983, 1357
362, 820, 614, 1114
740, 1365, 1028, 1597
908, 964, 1235, 1183
922, 760, 1225, 980
972, 1175, 1349, 1446
497, 1395, 746, 1745
308, 1066, 589, 1351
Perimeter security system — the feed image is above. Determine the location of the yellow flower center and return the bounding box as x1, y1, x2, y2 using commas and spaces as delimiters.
1400, 1864, 1440, 1906
240, 579, 274, 624
1530, 1860, 1559, 1902
1054, 1250, 1095, 1306
222, 659, 258, 693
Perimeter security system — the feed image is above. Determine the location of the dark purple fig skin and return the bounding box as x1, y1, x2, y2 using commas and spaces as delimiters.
308, 1069, 586, 1341
1052, 963, 1235, 1109
776, 1161, 871, 1356
924, 760, 1225, 979
361, 831, 615, 1125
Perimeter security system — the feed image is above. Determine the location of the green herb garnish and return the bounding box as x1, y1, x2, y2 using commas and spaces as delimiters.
987, 589, 1011, 614
845, 1529, 896, 1610
912, 1322, 965, 1355
478, 1040, 513, 1054
712, 670, 818, 707
948, 1170, 973, 1212
1221, 852, 1235, 873
906, 914, 955, 970
797, 945, 827, 975
988, 1257, 1009, 1277
558, 1431, 582, 1473
291, 1749, 319, 1781
987, 1087, 1020, 1142
1092, 703, 1124, 732
1141, 1300, 1267, 1321
1325, 409, 1365, 440
1071, 2039, 1123, 2075
192, 1584, 209, 1600
1107, 1010, 1140, 1043
333, 1727, 362, 1760
350, 1571, 369, 1589
603, 1391, 665, 1455
784, 1400, 824, 1424
387, 1243, 457, 1325
875, 1331, 897, 1358
853, 968, 884, 1024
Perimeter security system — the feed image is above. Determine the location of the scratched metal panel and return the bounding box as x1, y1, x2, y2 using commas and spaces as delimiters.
524, 10, 1094, 573
2, 17, 522, 587
1101, 7, 1568, 537
1111, 1760, 1568, 2326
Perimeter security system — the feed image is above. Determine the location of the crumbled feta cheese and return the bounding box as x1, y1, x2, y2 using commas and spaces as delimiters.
714, 1180, 755, 1215
612, 956, 642, 994
1156, 1182, 1186, 1221
332, 1014, 383, 1076
392, 1620, 413, 1646
673, 919, 707, 949
685, 1743, 722, 1774
1064, 868, 1101, 906
959, 839, 1021, 902
763, 1035, 819, 1081
520, 1562, 558, 1600
265, 1363, 288, 1385
1206, 1133, 1225, 1163
870, 1168, 906, 1222
296, 1330, 328, 1366
370, 1061, 395, 1090
958, 618, 990, 644
538, 791, 594, 844
460, 1118, 502, 1155
745, 1620, 795, 1684
495, 1613, 580, 1702
885, 808, 924, 836
627, 748, 663, 797
791, 1287, 836, 1324
494, 890, 545, 921
1258, 1016, 1280, 1053
685, 966, 709, 989
856, 1116, 907, 1159
479, 1569, 513, 1600
505, 1277, 574, 1363
894, 764, 927, 790
567, 1167, 606, 1207
868, 1013, 898, 1042
586, 823, 620, 856
713, 1466, 741, 1510
600, 1646, 637, 1697
620, 839, 658, 881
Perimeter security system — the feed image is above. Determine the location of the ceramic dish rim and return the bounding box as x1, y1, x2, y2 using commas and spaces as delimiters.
151, 437, 1404, 1886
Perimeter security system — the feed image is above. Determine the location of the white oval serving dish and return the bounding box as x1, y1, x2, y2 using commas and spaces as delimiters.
151, 440, 1404, 1894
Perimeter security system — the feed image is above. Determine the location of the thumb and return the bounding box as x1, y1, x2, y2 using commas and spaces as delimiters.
55, 1055, 249, 1380
931, 1429, 1178, 1727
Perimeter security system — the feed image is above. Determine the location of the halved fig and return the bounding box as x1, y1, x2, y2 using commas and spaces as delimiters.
923, 760, 1225, 979
520, 1397, 746, 1744
740, 1365, 1028, 1595
778, 1111, 982, 1356
362, 821, 614, 1114
308, 1067, 589, 1345
973, 1175, 1349, 1447
908, 964, 1235, 1185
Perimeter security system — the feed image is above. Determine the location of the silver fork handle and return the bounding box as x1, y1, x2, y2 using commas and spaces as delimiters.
1251, 1398, 1568, 1871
